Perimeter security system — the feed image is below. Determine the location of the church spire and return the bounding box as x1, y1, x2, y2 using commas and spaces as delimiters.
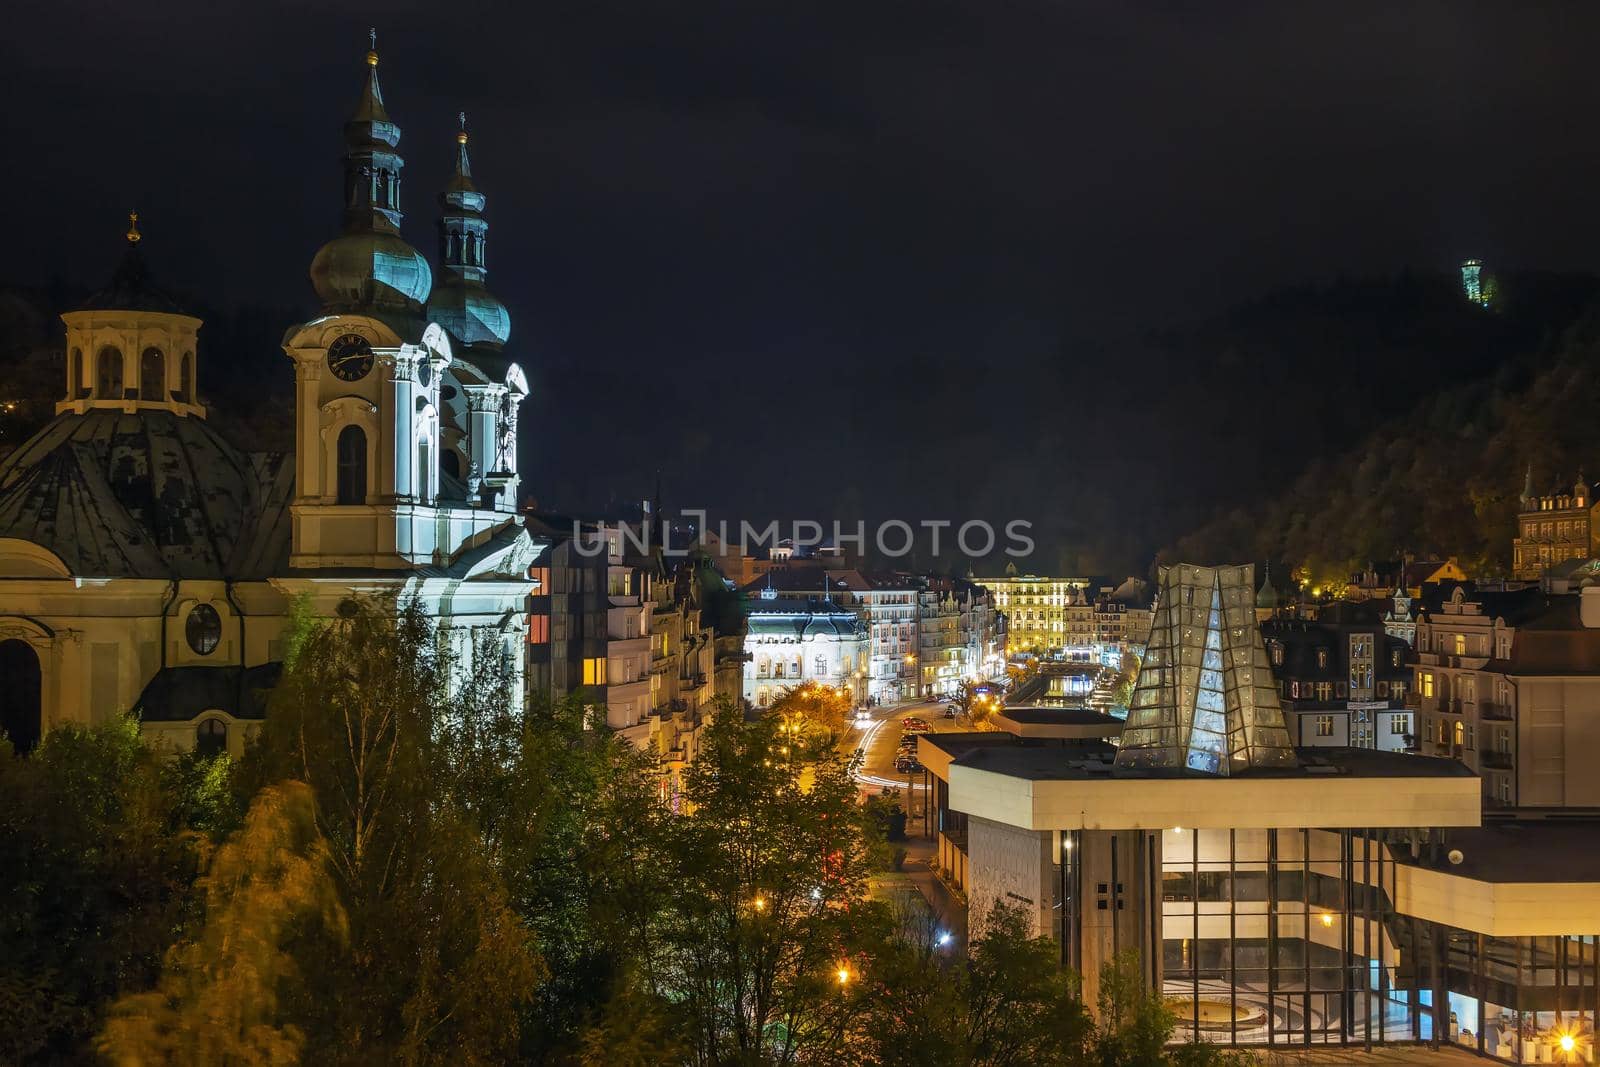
427, 114, 510, 348
309, 31, 432, 314
341, 29, 405, 236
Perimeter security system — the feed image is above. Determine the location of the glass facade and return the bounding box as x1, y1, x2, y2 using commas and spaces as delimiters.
1157, 827, 1600, 1060
1118, 564, 1298, 775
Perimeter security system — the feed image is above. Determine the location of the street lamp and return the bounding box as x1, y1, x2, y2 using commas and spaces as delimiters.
835, 964, 851, 986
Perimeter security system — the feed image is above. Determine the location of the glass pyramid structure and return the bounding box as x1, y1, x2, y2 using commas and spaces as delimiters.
1114, 563, 1298, 775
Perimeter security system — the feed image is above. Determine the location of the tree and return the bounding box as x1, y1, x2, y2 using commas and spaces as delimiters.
768, 680, 854, 736
0, 717, 213, 1065
1110, 650, 1142, 710
98, 781, 347, 1066
849, 901, 1090, 1066
1089, 952, 1255, 1066
656, 709, 879, 1065
243, 599, 542, 1064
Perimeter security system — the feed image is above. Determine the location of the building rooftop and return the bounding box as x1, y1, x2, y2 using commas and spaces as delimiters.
1395, 819, 1600, 884
922, 732, 1476, 784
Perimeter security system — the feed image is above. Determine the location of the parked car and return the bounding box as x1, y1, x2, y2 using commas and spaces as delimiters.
900, 717, 932, 734
894, 753, 922, 774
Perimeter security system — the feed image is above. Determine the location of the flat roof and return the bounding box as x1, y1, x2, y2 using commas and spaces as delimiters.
1395, 819, 1600, 884
929, 734, 1483, 833
998, 707, 1123, 726
922, 733, 1476, 783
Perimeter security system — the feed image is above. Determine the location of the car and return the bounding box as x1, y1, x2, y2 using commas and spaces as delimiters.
943, 706, 957, 719
900, 718, 932, 734
893, 754, 922, 774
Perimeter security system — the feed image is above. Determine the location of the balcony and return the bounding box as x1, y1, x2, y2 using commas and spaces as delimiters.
1479, 701, 1513, 722
1481, 750, 1513, 771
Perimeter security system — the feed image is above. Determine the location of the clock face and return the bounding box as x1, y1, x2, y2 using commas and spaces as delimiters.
326, 333, 374, 382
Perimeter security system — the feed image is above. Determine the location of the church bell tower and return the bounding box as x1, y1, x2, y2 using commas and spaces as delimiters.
281, 36, 452, 569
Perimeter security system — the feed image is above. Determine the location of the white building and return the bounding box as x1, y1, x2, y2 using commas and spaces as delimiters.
742, 590, 868, 710
0, 44, 544, 758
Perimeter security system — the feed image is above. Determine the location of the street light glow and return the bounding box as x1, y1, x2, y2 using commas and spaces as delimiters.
1560, 1034, 1576, 1053
836, 965, 851, 985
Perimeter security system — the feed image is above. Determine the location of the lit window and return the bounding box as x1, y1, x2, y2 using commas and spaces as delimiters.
1421, 673, 1434, 698
1316, 649, 1328, 669
1453, 721, 1465, 747
1390, 714, 1408, 735
582, 657, 608, 686
1453, 633, 1466, 656
1316, 715, 1334, 737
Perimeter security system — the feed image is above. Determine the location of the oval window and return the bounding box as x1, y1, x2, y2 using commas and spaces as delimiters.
186, 604, 222, 655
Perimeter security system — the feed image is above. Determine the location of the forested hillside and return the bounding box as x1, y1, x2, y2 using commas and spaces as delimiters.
1164, 297, 1600, 584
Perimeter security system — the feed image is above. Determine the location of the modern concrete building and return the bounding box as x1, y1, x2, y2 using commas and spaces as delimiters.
919, 564, 1600, 1061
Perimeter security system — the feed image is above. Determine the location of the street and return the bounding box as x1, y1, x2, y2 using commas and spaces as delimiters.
845, 697, 972, 947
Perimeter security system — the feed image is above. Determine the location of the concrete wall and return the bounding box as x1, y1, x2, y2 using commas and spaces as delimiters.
967, 814, 1052, 939
1517, 678, 1600, 807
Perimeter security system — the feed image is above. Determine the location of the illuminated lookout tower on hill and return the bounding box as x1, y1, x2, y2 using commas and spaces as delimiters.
1461, 259, 1493, 308
1115, 563, 1298, 775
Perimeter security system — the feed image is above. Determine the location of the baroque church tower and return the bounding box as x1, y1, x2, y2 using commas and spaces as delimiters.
281, 39, 530, 570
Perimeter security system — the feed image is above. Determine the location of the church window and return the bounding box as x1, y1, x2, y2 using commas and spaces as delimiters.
336, 425, 367, 505
140, 347, 165, 400
442, 449, 461, 481
97, 346, 124, 398
178, 353, 192, 403
185, 604, 222, 656
195, 717, 227, 757
416, 435, 433, 504
71, 348, 83, 397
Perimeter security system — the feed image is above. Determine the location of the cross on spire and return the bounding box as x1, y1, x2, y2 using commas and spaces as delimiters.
126, 211, 141, 245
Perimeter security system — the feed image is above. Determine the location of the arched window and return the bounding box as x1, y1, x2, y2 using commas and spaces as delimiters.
97, 347, 124, 398
139, 347, 165, 400
441, 449, 461, 481
336, 425, 367, 505
71, 348, 83, 398
0, 639, 41, 756
177, 353, 192, 403
195, 717, 227, 757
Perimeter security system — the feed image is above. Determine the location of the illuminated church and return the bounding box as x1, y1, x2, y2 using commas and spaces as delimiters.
0, 43, 545, 756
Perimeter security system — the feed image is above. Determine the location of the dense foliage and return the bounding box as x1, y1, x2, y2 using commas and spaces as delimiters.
1166, 301, 1600, 584
3, 603, 1252, 1065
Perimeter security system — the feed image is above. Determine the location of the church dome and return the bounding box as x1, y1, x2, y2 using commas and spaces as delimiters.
426, 121, 510, 348
307, 40, 432, 317
427, 282, 509, 348
310, 230, 433, 313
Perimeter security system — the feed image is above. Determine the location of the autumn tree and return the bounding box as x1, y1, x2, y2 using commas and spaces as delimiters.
768, 680, 854, 736
98, 781, 346, 1066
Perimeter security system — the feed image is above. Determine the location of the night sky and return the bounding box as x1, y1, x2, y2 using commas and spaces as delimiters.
6, 2, 1600, 569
